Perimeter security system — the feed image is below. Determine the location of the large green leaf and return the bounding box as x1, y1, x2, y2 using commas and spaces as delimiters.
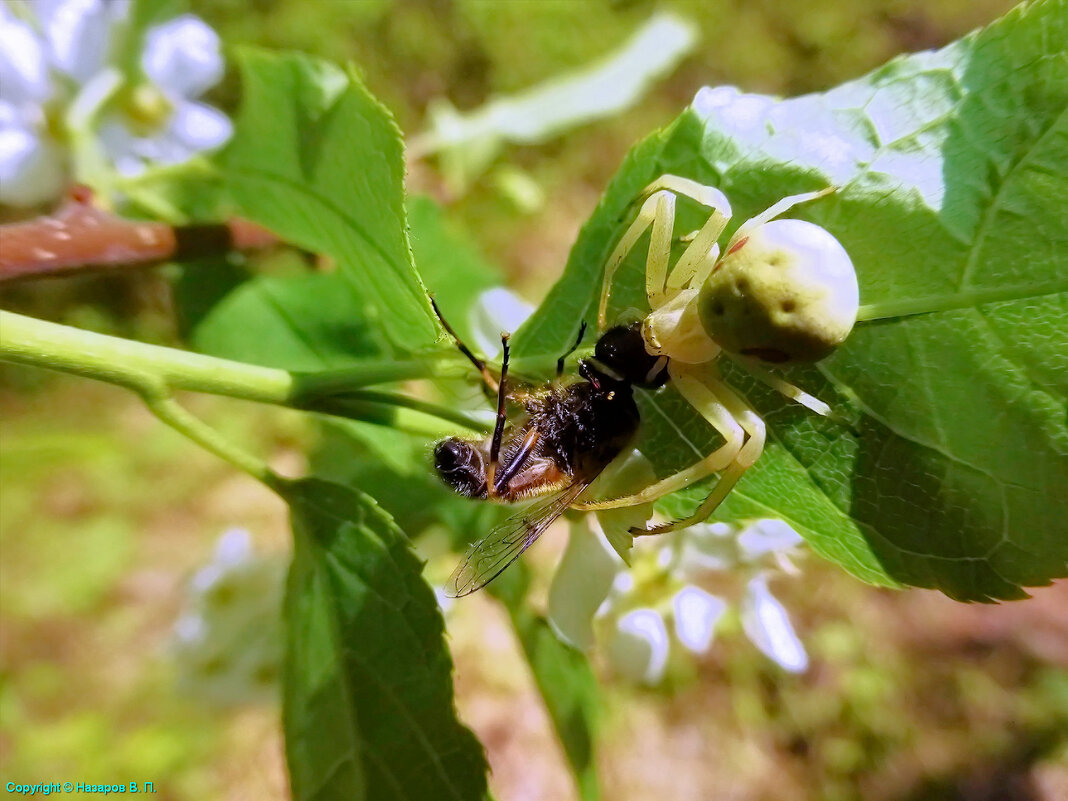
513, 0, 1068, 601
217, 49, 439, 348
282, 477, 487, 801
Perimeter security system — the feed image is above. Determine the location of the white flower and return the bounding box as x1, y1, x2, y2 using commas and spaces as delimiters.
171, 528, 286, 704
98, 14, 231, 176
740, 574, 808, 673
608, 608, 669, 685
548, 520, 623, 650
672, 585, 727, 654
0, 2, 230, 207
468, 287, 535, 358
588, 517, 811, 677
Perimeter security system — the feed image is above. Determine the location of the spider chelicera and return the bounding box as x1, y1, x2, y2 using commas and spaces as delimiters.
573, 174, 860, 536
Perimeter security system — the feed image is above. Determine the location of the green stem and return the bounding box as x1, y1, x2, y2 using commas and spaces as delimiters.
0, 310, 294, 401
141, 391, 276, 485
0, 310, 486, 483
0, 312, 277, 485
856, 277, 1068, 322
291, 356, 470, 398
325, 389, 489, 433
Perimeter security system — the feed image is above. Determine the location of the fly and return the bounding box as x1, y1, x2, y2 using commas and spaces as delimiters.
431, 300, 667, 596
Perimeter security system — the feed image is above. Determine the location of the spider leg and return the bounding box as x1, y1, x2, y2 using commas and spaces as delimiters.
634, 368, 766, 535
673, 242, 720, 294
727, 354, 833, 417
598, 190, 675, 329
644, 176, 732, 296
726, 186, 836, 250
574, 364, 744, 510
599, 175, 735, 329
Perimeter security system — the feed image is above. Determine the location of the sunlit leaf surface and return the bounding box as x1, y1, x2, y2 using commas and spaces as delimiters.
218, 49, 439, 349
514, 0, 1068, 601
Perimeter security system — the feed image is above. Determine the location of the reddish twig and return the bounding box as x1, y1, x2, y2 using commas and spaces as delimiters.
0, 186, 280, 282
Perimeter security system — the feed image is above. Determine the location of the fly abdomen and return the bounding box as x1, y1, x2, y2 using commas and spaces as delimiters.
434, 439, 487, 498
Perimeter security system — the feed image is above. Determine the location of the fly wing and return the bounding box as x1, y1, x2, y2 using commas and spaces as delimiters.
446, 482, 591, 597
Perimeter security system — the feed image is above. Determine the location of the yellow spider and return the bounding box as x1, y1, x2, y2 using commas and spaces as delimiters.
577, 175, 859, 535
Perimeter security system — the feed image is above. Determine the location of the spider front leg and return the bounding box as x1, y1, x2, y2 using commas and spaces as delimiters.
574, 362, 745, 511
725, 186, 835, 250
598, 175, 734, 329
633, 365, 767, 536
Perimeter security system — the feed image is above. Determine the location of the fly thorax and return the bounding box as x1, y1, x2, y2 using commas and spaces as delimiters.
641, 288, 720, 364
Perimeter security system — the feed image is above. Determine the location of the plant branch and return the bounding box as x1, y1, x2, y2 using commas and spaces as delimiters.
0, 185, 279, 282
0, 310, 296, 401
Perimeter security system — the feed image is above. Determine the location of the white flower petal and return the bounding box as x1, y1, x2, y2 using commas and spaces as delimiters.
548, 522, 621, 650
0, 13, 51, 104
0, 126, 66, 206
676, 521, 738, 576
166, 100, 232, 152
609, 608, 669, 685
740, 575, 808, 673
44, 0, 114, 82
173, 613, 206, 645
672, 585, 727, 654
737, 518, 803, 561
468, 287, 535, 358
96, 115, 144, 175
189, 562, 225, 596
142, 15, 224, 98
0, 100, 20, 127
433, 587, 455, 616
214, 528, 253, 566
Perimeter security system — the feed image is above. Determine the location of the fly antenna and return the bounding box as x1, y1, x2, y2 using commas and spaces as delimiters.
430, 295, 499, 392
556, 321, 588, 376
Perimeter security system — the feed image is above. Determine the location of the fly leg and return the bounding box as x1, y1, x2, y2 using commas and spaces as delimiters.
486, 334, 510, 496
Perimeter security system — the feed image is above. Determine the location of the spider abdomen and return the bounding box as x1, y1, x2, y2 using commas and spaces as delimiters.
697, 218, 858, 363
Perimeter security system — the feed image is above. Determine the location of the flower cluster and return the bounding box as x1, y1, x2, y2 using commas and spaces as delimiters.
550, 515, 810, 684
0, 0, 230, 207
170, 528, 286, 704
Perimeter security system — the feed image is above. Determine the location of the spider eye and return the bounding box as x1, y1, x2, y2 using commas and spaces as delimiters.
696, 218, 858, 363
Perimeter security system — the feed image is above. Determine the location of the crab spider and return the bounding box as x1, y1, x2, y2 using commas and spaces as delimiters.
577, 175, 859, 535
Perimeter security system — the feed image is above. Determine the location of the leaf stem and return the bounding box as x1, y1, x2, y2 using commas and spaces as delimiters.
0, 310, 295, 402
856, 278, 1068, 322
307, 389, 489, 433
141, 391, 277, 486
0, 311, 491, 476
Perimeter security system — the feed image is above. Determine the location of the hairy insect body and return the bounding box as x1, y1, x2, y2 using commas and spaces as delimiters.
434, 322, 667, 596
435, 328, 653, 504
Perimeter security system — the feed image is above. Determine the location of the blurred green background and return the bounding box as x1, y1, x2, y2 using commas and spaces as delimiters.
2, 1, 1066, 800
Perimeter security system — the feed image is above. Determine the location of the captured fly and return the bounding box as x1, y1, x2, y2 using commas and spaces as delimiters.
431, 300, 667, 596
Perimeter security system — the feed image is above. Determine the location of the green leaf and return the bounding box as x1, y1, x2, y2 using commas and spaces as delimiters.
282, 477, 487, 801
489, 567, 602, 801
408, 195, 502, 345
217, 49, 439, 348
191, 271, 391, 370
514, 0, 1068, 601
